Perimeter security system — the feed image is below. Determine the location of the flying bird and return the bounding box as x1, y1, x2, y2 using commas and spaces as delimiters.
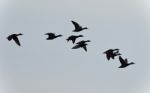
72, 43, 88, 52
71, 20, 88, 32
66, 35, 83, 44
118, 56, 135, 68
103, 49, 121, 60
7, 33, 23, 46
45, 33, 62, 40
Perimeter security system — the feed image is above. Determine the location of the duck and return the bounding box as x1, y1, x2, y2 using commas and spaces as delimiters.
71, 20, 88, 32
103, 49, 121, 60
118, 56, 135, 68
7, 33, 23, 46
45, 33, 62, 40
66, 35, 83, 44
72, 43, 88, 52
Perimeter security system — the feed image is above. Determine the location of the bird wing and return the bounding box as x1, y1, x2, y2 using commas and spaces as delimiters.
71, 21, 81, 29
82, 45, 87, 52
119, 56, 126, 66
13, 36, 21, 46
106, 54, 110, 60
125, 58, 128, 64
111, 54, 115, 59
72, 38, 76, 44
72, 44, 80, 49
46, 33, 55, 36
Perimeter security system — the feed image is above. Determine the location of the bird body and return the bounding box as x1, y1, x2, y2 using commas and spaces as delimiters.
45, 33, 62, 40
66, 35, 83, 44
7, 33, 23, 46
71, 21, 88, 32
118, 56, 135, 68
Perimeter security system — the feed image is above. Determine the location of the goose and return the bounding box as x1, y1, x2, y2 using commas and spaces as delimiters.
72, 43, 88, 52
45, 33, 62, 40
118, 56, 135, 68
103, 49, 121, 60
71, 21, 88, 32
66, 35, 83, 44
7, 33, 23, 46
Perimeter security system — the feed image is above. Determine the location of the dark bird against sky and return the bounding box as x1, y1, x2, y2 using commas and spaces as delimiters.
71, 21, 88, 32
45, 33, 62, 40
118, 56, 135, 68
7, 33, 23, 46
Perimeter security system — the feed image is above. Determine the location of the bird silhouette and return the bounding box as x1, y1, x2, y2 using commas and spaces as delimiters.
71, 21, 88, 32
76, 40, 91, 45
72, 43, 88, 52
7, 33, 23, 46
66, 35, 83, 44
104, 49, 121, 60
118, 56, 135, 68
45, 33, 62, 40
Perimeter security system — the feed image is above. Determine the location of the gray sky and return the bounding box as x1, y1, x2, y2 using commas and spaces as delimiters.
0, 0, 150, 93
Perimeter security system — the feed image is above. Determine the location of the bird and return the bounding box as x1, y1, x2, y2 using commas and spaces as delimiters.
66, 35, 83, 44
7, 33, 23, 46
71, 20, 88, 32
72, 43, 88, 52
103, 49, 121, 60
118, 56, 135, 68
45, 33, 62, 40
76, 40, 91, 45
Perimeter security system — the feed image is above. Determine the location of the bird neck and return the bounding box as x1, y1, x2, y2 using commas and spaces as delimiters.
78, 35, 83, 37
129, 62, 134, 65
83, 27, 88, 29
56, 35, 62, 37
17, 33, 22, 36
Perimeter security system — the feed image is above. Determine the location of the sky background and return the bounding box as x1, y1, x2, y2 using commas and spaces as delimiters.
0, 0, 150, 93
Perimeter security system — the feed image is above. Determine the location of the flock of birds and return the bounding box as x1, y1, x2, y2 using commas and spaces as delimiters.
6, 20, 135, 68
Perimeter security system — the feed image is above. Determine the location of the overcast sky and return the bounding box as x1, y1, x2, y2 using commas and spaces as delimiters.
0, 0, 150, 93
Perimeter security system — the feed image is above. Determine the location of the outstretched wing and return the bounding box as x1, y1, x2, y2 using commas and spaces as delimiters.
72, 38, 76, 44
13, 37, 21, 46
125, 58, 128, 64
71, 21, 81, 29
119, 56, 126, 66
72, 44, 80, 49
106, 54, 110, 60
45, 33, 55, 36
82, 45, 87, 52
